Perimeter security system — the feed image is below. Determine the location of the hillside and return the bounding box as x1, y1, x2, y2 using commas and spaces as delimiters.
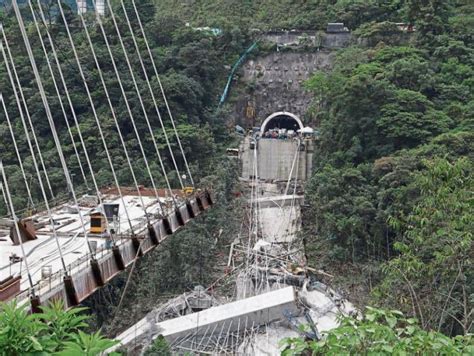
152, 0, 409, 31
0, 0, 472, 353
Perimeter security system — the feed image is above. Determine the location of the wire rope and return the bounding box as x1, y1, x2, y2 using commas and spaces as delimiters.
11, 0, 94, 255
1, 32, 67, 271
33, 0, 103, 206
0, 26, 55, 202
0, 161, 36, 295
55, 0, 135, 234
32, 0, 115, 243
111, 0, 179, 198
71, 1, 150, 221
0, 181, 10, 216
27, 1, 90, 190
87, 0, 171, 209
0, 90, 34, 209
129, 0, 194, 188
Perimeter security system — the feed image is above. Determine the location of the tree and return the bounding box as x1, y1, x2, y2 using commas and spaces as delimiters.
377, 89, 452, 150
0, 300, 117, 355
143, 335, 172, 356
376, 157, 473, 335
280, 307, 474, 355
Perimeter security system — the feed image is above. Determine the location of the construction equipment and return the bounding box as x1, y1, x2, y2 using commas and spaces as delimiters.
89, 211, 107, 234
182, 187, 194, 196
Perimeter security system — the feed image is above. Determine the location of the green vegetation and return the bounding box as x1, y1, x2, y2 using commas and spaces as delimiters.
0, 301, 116, 355
280, 307, 473, 355
0, 0, 250, 213
152, 0, 411, 31
0, 0, 472, 352
303, 0, 473, 338
143, 335, 171, 356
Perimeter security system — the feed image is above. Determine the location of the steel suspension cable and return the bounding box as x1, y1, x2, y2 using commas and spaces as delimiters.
71, 3, 150, 220
55, 0, 134, 234
129, 0, 194, 188
0, 161, 36, 296
34, 0, 102, 204
85, 0, 171, 209
0, 181, 11, 216
1, 44, 67, 272
115, 0, 187, 191
27, 1, 90, 190
1, 40, 48, 212
284, 140, 301, 196
0, 91, 34, 209
105, 0, 177, 200
12, 0, 94, 255
34, 0, 113, 236
0, 26, 55, 202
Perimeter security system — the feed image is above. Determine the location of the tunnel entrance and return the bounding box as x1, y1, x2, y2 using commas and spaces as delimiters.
260, 112, 303, 134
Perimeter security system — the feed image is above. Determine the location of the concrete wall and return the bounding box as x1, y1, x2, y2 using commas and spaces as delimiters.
241, 137, 314, 183
262, 31, 352, 49
235, 51, 335, 128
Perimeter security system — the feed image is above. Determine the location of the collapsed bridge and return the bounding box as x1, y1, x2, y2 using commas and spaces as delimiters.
0, 188, 213, 311
0, 0, 214, 312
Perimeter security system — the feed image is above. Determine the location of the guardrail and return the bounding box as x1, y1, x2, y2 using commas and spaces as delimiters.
14, 191, 213, 310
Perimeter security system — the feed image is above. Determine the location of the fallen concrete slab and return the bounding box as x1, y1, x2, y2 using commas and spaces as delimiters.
110, 286, 298, 353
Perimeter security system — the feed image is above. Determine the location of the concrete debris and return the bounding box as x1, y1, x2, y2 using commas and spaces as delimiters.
110, 286, 219, 354
238, 325, 300, 355
109, 125, 355, 355
112, 287, 298, 354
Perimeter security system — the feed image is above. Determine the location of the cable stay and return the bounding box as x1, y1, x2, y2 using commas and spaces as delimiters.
73, 1, 151, 224
11, 0, 95, 267
32, 0, 107, 216
29, 0, 115, 242
27, 2, 90, 192
0, 92, 34, 210
108, 0, 181, 199
0, 161, 36, 298
0, 26, 55, 203
1, 32, 68, 275
55, 0, 136, 235
81, 0, 170, 214
129, 0, 195, 189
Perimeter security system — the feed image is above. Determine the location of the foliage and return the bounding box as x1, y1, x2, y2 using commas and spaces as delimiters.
0, 1, 251, 215
376, 157, 473, 334
152, 0, 408, 32
303, 0, 473, 337
143, 335, 172, 356
56, 331, 118, 356
0, 300, 117, 355
280, 307, 474, 355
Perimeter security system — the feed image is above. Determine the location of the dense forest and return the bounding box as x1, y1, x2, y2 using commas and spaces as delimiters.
301, 0, 473, 338
151, 0, 474, 343
0, 0, 249, 213
0, 0, 245, 338
0, 0, 473, 353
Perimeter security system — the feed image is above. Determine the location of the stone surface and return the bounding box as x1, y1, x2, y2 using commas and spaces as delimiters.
234, 51, 335, 128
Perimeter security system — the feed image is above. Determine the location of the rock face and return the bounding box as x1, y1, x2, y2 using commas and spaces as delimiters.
231, 31, 354, 129
235, 51, 335, 128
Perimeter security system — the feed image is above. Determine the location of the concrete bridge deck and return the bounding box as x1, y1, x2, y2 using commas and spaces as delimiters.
0, 189, 213, 311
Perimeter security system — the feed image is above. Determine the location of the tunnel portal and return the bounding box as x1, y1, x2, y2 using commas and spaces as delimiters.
260, 112, 303, 134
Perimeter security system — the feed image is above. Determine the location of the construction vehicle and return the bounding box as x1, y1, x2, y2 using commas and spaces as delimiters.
182, 187, 194, 196
89, 211, 107, 234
